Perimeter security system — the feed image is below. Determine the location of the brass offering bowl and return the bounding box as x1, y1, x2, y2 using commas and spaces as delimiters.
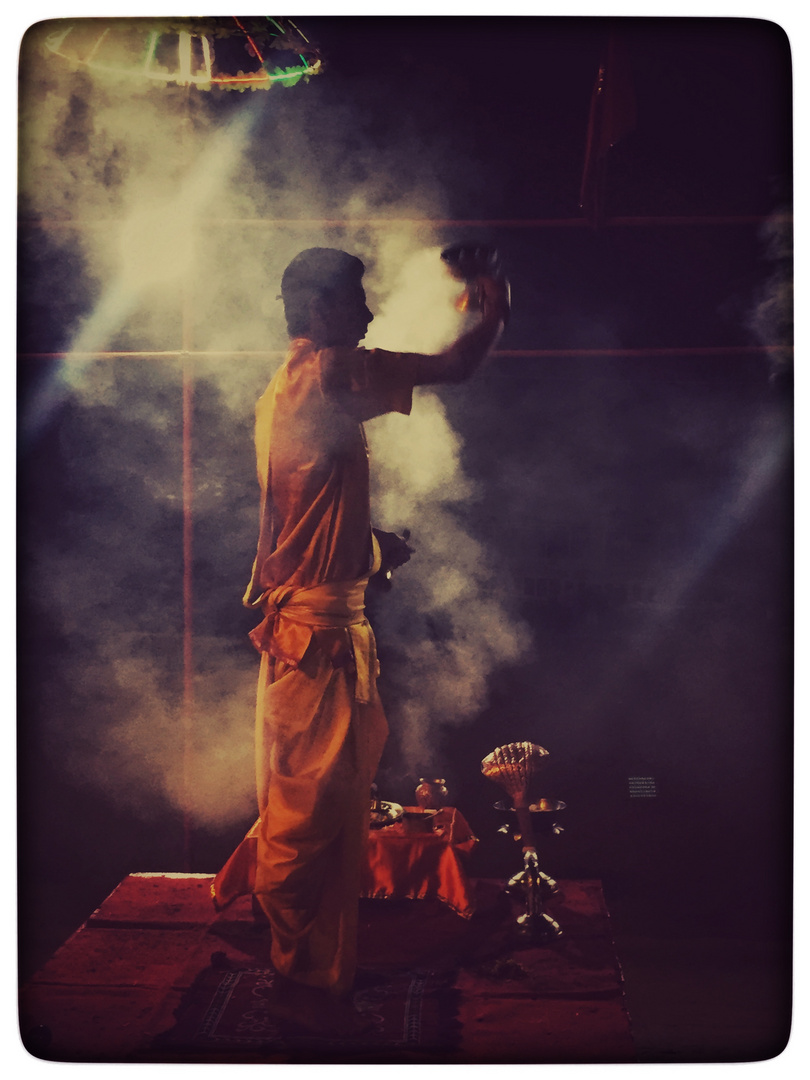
495, 798, 566, 836
369, 800, 404, 829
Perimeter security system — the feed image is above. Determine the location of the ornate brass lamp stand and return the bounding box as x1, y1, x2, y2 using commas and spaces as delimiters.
482, 742, 565, 941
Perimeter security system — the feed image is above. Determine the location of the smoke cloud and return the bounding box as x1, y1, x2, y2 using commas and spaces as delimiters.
363, 250, 532, 767
746, 209, 793, 382
18, 20, 531, 829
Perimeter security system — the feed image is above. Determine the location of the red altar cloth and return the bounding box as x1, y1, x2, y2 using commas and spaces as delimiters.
213, 807, 478, 919
361, 807, 478, 918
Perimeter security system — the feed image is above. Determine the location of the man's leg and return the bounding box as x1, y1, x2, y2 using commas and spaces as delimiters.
254, 646, 387, 997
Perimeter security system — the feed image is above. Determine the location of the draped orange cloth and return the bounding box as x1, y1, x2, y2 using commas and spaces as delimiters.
213, 338, 422, 996
243, 338, 420, 601
362, 807, 479, 917
215, 806, 479, 926
252, 632, 388, 995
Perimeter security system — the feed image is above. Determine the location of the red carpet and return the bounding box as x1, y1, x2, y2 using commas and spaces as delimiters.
148, 965, 460, 1061
20, 874, 635, 1063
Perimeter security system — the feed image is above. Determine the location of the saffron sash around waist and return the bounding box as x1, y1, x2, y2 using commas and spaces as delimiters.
246, 577, 379, 703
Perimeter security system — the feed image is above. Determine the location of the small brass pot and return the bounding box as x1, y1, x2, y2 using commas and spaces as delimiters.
415, 778, 449, 810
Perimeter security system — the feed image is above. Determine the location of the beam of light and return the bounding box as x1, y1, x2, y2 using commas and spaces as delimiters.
628, 408, 788, 663
20, 103, 264, 443
575, 405, 790, 729
21, 280, 143, 441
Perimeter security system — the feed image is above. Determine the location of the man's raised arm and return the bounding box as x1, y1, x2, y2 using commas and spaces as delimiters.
413, 275, 511, 386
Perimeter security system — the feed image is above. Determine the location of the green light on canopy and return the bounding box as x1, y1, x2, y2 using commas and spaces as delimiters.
43, 15, 322, 92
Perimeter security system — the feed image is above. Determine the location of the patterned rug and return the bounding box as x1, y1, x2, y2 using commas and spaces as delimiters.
150, 964, 460, 1060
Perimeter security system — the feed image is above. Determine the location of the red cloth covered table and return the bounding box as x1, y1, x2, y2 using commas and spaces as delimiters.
361, 806, 478, 918
212, 806, 478, 918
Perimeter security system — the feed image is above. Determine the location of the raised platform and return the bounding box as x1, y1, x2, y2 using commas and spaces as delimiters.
20, 874, 636, 1063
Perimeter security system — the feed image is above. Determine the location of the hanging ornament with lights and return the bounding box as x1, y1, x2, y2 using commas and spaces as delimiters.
42, 15, 322, 92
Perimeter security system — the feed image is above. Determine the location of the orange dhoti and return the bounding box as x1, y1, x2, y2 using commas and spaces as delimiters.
213, 339, 417, 996
213, 573, 387, 997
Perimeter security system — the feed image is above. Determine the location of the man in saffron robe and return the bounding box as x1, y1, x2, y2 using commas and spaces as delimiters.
213, 247, 509, 1029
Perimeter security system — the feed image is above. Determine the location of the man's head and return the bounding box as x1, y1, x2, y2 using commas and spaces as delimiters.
280, 248, 373, 348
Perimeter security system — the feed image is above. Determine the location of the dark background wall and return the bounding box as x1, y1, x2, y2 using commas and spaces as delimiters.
17, 16, 792, 985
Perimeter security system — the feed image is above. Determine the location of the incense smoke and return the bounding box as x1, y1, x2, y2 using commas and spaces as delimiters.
20, 20, 787, 840
364, 250, 532, 768
18, 21, 531, 829
746, 208, 793, 383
